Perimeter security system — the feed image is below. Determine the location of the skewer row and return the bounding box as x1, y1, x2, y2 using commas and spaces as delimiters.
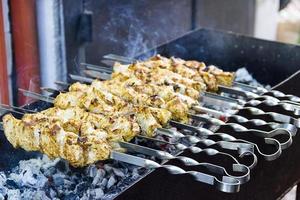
1, 55, 299, 193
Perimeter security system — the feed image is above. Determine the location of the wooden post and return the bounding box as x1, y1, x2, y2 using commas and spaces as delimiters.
10, 0, 40, 105
0, 1, 10, 104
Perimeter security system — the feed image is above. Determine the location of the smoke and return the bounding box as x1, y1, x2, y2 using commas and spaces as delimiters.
102, 3, 160, 59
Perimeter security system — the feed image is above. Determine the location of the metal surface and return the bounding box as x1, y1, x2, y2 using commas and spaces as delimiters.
119, 142, 251, 184
113, 149, 243, 194
113, 29, 300, 200
111, 151, 242, 193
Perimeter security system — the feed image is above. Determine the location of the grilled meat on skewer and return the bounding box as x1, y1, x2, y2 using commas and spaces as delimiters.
3, 113, 111, 167
55, 80, 189, 122
114, 55, 235, 92
2, 55, 236, 169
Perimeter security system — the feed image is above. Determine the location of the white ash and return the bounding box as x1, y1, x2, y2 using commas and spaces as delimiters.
0, 155, 147, 200
235, 67, 270, 89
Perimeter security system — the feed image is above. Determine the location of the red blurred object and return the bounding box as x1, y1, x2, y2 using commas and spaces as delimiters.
0, 1, 9, 104
10, 0, 40, 105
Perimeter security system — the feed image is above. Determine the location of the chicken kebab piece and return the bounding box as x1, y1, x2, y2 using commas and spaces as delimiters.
2, 99, 175, 167
54, 87, 172, 137
113, 55, 235, 92
54, 76, 196, 126
3, 109, 111, 167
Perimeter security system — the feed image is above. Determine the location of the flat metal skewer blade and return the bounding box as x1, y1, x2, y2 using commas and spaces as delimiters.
81, 62, 112, 72
103, 54, 135, 63
0, 104, 36, 113
218, 85, 259, 99
69, 74, 93, 83
41, 87, 61, 94
192, 105, 229, 118
101, 59, 117, 67
55, 80, 70, 88
232, 82, 266, 93
110, 152, 241, 193
83, 70, 111, 80
110, 151, 160, 168
0, 106, 24, 115
19, 89, 54, 103
119, 142, 174, 160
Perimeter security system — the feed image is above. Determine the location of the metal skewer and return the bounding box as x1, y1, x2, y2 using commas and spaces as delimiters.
80, 68, 300, 128
0, 98, 258, 171
0, 121, 242, 193
0, 103, 37, 113
77, 67, 300, 132
193, 104, 300, 129
0, 106, 24, 115
103, 54, 134, 63
34, 86, 282, 160
18, 88, 54, 103
190, 113, 298, 137
119, 141, 250, 184
96, 54, 300, 115
42, 85, 288, 144
218, 85, 300, 111
67, 73, 299, 132
0, 102, 253, 171
102, 53, 300, 106
201, 92, 300, 114
232, 81, 300, 104
110, 151, 241, 193
81, 63, 300, 119
134, 135, 257, 169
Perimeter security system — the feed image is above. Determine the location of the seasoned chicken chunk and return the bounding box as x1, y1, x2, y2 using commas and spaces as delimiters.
3, 114, 111, 167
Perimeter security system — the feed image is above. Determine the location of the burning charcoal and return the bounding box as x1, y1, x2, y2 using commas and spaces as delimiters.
41, 156, 60, 169
131, 168, 141, 179
14, 169, 37, 187
49, 188, 57, 199
70, 174, 81, 182
106, 175, 117, 189
75, 182, 89, 194
86, 165, 98, 177
21, 189, 51, 200
92, 169, 105, 186
7, 189, 21, 200
90, 188, 104, 199
100, 178, 108, 188
0, 172, 6, 185
64, 192, 79, 200
80, 193, 89, 200
112, 168, 125, 178
6, 179, 19, 189
52, 174, 66, 186
0, 187, 7, 200
103, 164, 113, 173
35, 174, 48, 188
43, 166, 56, 177
63, 179, 74, 188
55, 160, 70, 173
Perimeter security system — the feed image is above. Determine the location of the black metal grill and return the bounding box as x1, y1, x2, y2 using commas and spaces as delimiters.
114, 28, 300, 200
